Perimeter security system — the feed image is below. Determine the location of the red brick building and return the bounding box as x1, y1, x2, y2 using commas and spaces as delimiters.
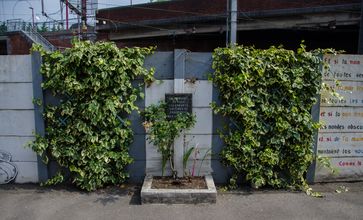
0, 31, 77, 55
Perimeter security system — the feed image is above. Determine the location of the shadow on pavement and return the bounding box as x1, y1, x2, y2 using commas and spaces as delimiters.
1, 183, 143, 205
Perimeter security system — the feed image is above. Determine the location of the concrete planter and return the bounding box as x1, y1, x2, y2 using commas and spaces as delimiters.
141, 175, 217, 204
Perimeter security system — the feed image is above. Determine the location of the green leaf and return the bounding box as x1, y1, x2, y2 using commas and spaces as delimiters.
29, 41, 154, 191
211, 44, 337, 192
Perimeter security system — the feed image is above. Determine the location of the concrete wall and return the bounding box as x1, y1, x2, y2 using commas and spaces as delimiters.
0, 51, 230, 184
6, 51, 354, 185
0, 55, 38, 183
128, 50, 229, 183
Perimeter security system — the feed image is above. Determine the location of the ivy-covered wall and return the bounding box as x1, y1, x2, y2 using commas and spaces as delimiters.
4, 45, 349, 189
38, 49, 230, 184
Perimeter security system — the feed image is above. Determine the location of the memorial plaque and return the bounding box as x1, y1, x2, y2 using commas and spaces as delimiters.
165, 93, 192, 120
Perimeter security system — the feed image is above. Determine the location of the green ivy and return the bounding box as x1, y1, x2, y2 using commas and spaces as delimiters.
29, 41, 154, 191
142, 102, 196, 177
211, 44, 328, 190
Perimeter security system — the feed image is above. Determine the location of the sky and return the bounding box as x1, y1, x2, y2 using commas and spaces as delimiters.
0, 0, 151, 24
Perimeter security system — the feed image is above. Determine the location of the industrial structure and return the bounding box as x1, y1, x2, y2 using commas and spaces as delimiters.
0, 0, 98, 54
96, 0, 361, 52
0, 0, 362, 54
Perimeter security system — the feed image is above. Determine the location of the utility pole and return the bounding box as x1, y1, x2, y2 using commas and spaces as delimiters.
229, 0, 237, 46
29, 7, 34, 28
81, 0, 87, 38
60, 1, 64, 30
41, 0, 44, 15
82, 0, 87, 26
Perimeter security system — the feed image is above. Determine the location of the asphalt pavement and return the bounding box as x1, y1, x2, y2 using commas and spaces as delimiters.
1, 182, 362, 220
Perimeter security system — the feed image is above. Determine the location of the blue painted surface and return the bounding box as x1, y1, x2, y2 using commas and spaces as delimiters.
43, 90, 61, 106
127, 161, 146, 183
132, 79, 145, 108
31, 52, 48, 182
211, 135, 224, 160
185, 53, 214, 80
128, 109, 145, 135
174, 49, 186, 79
212, 112, 229, 135
212, 84, 222, 106
307, 95, 321, 183
129, 134, 146, 161
144, 52, 174, 80
212, 83, 229, 135
211, 84, 230, 184
211, 159, 232, 184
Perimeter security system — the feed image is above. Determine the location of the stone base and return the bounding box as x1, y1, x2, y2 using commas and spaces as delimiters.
141, 175, 217, 204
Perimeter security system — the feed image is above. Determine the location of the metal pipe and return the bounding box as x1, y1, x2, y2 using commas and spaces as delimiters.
229, 0, 237, 46
29, 7, 34, 28
41, 0, 45, 15
66, 0, 69, 30
226, 0, 229, 47
82, 0, 87, 25
60, 0, 63, 29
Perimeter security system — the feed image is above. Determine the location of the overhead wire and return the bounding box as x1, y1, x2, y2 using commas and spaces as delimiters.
93, 2, 362, 36
3, 0, 359, 32
12, 0, 33, 19
98, 2, 228, 19
96, 2, 323, 31
97, 16, 176, 33
96, 4, 279, 34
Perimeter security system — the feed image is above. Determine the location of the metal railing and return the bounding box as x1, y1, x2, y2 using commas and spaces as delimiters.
5, 19, 56, 51
21, 28, 56, 51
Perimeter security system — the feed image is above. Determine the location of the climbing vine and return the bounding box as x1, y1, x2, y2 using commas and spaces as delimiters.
142, 102, 196, 177
29, 41, 154, 191
211, 44, 336, 191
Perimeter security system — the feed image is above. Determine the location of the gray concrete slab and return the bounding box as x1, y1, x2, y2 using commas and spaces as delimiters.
0, 182, 363, 220
141, 175, 217, 204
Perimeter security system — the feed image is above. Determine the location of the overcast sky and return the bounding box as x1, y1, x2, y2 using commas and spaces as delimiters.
0, 0, 151, 23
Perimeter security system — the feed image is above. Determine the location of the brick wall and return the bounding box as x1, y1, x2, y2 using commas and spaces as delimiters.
6, 33, 32, 55
3, 31, 75, 55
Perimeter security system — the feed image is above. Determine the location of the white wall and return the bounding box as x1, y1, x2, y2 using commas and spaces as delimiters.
145, 79, 213, 177
0, 55, 38, 184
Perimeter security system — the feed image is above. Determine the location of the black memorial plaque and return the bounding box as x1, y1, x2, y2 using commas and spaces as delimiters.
165, 93, 192, 120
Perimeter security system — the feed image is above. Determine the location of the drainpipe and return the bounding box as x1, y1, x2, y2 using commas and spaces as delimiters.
226, 0, 229, 46
229, 0, 237, 46
66, 0, 69, 30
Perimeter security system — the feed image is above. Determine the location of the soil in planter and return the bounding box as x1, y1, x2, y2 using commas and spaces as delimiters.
151, 176, 208, 189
